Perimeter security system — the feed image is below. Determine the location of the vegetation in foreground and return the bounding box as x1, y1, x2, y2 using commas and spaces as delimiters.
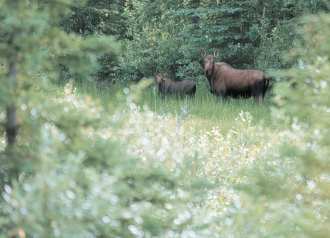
0, 1, 330, 237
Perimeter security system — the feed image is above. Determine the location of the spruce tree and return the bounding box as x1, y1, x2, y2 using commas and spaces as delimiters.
120, 0, 329, 82
0, 0, 117, 158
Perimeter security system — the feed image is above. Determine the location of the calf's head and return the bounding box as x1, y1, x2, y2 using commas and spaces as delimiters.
203, 55, 215, 77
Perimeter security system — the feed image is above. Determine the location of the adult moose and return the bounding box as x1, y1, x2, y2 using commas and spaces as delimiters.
155, 73, 196, 97
203, 54, 271, 102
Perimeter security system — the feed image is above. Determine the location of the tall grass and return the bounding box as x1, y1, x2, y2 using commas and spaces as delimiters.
144, 83, 273, 130
75, 79, 274, 132
66, 79, 289, 236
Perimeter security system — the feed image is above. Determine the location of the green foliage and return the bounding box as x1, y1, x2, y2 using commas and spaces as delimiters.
0, 0, 117, 187
63, 0, 127, 38
0, 3, 214, 236
0, 0, 118, 89
274, 14, 330, 126
58, 0, 329, 83
62, 0, 127, 82
2, 1, 330, 237
118, 0, 328, 84
0, 82, 212, 237
119, 0, 205, 82
229, 13, 330, 237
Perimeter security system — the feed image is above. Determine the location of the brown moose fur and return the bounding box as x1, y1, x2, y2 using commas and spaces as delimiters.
155, 74, 196, 96
203, 55, 270, 102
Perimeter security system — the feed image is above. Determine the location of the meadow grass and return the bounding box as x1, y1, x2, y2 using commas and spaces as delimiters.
75, 79, 275, 133
70, 79, 289, 233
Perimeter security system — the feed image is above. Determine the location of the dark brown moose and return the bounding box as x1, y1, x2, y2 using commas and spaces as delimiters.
203, 55, 271, 102
155, 73, 196, 97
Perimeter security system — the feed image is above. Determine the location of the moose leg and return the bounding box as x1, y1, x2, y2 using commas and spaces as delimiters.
216, 90, 227, 101
255, 95, 263, 104
188, 85, 196, 97
252, 83, 264, 104
158, 91, 166, 99
252, 91, 263, 103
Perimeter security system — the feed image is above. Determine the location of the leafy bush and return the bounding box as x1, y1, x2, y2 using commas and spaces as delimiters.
223, 13, 330, 237
61, 0, 127, 83
0, 2, 215, 236
59, 0, 329, 83
0, 82, 215, 237
118, 0, 329, 84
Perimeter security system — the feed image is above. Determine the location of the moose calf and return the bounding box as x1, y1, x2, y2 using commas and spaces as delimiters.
155, 74, 196, 97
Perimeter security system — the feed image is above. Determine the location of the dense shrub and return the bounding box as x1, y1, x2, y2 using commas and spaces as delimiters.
224, 13, 330, 237
62, 0, 127, 83
60, 0, 329, 83
118, 0, 329, 83
63, 0, 127, 38
0, 83, 213, 237
0, 3, 215, 236
0, 0, 117, 153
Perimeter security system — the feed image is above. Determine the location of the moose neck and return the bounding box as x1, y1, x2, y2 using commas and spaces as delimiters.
206, 62, 215, 87
206, 62, 215, 77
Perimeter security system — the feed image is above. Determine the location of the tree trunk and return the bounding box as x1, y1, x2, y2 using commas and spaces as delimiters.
5, 59, 18, 147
